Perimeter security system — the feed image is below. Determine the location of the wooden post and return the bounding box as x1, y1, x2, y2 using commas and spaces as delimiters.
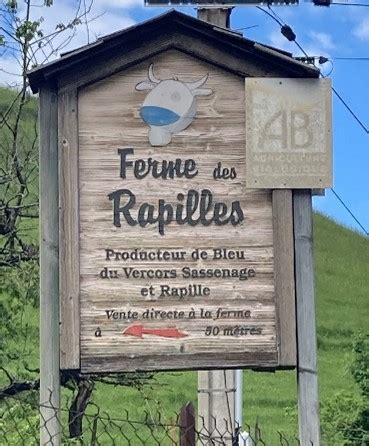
197, 8, 232, 28
179, 402, 196, 446
293, 190, 320, 445
39, 84, 60, 446
196, 8, 236, 443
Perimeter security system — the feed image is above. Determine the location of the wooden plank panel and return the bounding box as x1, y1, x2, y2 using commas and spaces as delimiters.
59, 89, 80, 369
272, 189, 296, 367
78, 50, 278, 372
81, 353, 278, 373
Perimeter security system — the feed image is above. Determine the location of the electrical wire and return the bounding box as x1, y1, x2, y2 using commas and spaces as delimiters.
323, 59, 334, 76
331, 189, 369, 235
234, 24, 259, 31
333, 57, 369, 60
331, 2, 369, 6
298, 56, 369, 61
256, 5, 369, 235
256, 6, 284, 27
256, 6, 369, 134
331, 87, 369, 134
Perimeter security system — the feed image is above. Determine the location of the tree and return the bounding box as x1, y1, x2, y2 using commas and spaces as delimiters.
0, 1, 153, 440
1, 0, 93, 438
0, 0, 92, 266
321, 332, 369, 445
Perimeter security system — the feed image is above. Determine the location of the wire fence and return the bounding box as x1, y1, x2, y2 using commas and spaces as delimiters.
0, 393, 304, 445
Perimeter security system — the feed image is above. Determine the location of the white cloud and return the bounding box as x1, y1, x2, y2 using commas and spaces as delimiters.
96, 0, 143, 8
353, 17, 369, 41
87, 12, 135, 40
308, 31, 335, 51
0, 56, 23, 88
0, 0, 136, 86
268, 29, 292, 53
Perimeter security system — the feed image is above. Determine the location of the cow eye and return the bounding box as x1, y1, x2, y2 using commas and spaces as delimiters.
170, 92, 181, 102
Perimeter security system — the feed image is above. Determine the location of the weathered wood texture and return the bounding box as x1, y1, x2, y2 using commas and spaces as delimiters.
39, 85, 60, 445
272, 189, 296, 367
58, 89, 80, 370
77, 50, 278, 373
294, 190, 320, 445
198, 370, 235, 445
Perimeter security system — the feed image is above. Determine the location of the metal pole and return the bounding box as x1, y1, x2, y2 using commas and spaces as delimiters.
235, 369, 243, 429
39, 85, 60, 446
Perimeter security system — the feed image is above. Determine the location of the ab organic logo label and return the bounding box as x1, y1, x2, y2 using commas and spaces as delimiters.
135, 64, 213, 146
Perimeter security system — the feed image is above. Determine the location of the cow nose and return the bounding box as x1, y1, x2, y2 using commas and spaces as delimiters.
140, 106, 180, 126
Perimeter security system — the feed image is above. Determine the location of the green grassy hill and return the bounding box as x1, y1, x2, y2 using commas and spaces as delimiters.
1, 86, 368, 444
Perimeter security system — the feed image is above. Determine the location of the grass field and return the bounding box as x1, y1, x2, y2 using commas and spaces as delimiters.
1, 87, 368, 444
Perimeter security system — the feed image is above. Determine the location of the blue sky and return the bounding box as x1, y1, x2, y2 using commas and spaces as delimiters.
1, 0, 368, 234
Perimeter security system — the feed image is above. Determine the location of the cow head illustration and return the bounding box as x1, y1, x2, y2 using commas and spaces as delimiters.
135, 64, 213, 146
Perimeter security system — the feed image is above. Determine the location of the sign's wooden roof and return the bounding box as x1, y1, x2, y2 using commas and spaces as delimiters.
28, 10, 319, 93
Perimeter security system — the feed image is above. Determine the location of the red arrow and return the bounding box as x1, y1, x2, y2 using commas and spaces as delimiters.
122, 323, 187, 339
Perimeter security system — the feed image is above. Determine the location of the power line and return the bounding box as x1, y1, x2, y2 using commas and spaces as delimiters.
331, 87, 369, 134
256, 6, 283, 26
234, 24, 259, 31
333, 57, 369, 60
331, 189, 369, 235
331, 2, 369, 6
297, 56, 369, 61
256, 5, 369, 235
256, 6, 369, 135
313, 0, 369, 6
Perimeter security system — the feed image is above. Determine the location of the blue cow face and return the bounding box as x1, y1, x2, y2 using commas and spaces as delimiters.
136, 64, 212, 146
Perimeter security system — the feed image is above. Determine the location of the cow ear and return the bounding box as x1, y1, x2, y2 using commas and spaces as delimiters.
193, 88, 213, 96
135, 81, 155, 91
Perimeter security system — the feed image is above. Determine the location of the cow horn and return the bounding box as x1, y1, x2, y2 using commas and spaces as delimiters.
148, 64, 160, 84
186, 73, 209, 91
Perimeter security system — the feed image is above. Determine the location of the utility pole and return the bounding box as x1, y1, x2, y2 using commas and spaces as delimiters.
197, 7, 232, 28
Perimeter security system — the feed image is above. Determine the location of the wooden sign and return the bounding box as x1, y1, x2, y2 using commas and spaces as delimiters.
59, 50, 296, 373
245, 78, 332, 189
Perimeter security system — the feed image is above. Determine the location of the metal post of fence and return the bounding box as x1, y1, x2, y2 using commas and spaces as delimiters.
235, 369, 243, 429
